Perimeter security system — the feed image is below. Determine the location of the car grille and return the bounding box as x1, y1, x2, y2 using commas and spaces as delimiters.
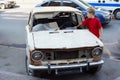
44, 49, 93, 61
54, 50, 79, 60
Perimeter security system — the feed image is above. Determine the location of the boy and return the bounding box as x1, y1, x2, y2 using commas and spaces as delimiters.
76, 8, 102, 40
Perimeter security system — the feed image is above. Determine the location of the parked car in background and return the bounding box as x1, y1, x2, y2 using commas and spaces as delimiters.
36, 0, 111, 25
26, 6, 104, 77
84, 0, 120, 20
0, 0, 16, 9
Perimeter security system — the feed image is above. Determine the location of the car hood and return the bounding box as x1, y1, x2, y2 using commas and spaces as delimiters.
32, 30, 103, 49
95, 7, 110, 14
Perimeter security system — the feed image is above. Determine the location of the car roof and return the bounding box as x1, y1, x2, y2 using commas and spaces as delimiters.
32, 6, 81, 14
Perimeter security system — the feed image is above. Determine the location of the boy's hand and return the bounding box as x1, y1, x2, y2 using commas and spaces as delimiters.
75, 23, 82, 28
75, 26, 79, 28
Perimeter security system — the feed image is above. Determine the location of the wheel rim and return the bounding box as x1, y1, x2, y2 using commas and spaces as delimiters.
1, 4, 5, 9
116, 11, 120, 19
26, 56, 33, 75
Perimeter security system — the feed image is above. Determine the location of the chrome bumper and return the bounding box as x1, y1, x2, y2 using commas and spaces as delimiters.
29, 60, 104, 70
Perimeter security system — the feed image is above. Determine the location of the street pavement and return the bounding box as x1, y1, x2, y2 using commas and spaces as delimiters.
0, 2, 120, 80
0, 71, 47, 80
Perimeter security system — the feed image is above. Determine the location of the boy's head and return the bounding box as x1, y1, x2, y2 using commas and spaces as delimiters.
87, 8, 96, 18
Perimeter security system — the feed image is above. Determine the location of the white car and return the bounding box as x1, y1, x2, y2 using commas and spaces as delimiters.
26, 6, 104, 77
0, 0, 16, 9
83, 0, 120, 19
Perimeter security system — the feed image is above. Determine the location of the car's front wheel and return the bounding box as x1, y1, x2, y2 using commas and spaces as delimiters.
114, 9, 120, 20
25, 56, 39, 76
25, 56, 47, 77
0, 4, 5, 9
84, 65, 102, 74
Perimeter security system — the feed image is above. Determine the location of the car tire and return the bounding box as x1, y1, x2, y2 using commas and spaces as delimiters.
25, 56, 34, 76
25, 56, 47, 77
1, 4, 5, 9
84, 65, 102, 74
9, 5, 14, 8
114, 9, 120, 20
10, 6, 14, 8
25, 56, 40, 76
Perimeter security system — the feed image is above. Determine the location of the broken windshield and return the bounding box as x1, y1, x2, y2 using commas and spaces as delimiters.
32, 12, 84, 32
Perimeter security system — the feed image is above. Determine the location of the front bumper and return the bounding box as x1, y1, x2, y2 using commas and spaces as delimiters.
8, 2, 16, 7
104, 16, 111, 24
29, 60, 104, 70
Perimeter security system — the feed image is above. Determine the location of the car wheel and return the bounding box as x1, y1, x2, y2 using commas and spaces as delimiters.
1, 4, 5, 9
25, 56, 34, 76
10, 6, 14, 8
9, 5, 14, 8
25, 56, 46, 77
114, 9, 120, 20
84, 65, 102, 74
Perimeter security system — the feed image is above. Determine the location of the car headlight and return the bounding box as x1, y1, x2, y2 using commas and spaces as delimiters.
92, 47, 103, 58
104, 12, 111, 18
31, 51, 44, 62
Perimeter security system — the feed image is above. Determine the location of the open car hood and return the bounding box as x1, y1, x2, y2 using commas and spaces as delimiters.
32, 30, 103, 49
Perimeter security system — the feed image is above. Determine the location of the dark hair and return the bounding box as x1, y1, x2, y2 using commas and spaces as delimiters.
87, 8, 95, 15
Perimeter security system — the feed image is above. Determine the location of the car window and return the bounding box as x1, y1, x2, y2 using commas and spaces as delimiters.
71, 12, 83, 25
49, 1, 61, 6
71, 13, 77, 23
41, 0, 80, 8
41, 1, 85, 10
63, 2, 79, 8
78, 0, 91, 8
77, 14, 83, 24
32, 22, 59, 32
40, 0, 91, 11
41, 1, 61, 6
41, 2, 49, 6
31, 12, 84, 32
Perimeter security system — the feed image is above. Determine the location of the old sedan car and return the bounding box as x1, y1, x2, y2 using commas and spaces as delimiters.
0, 0, 16, 9
25, 6, 104, 77
36, 0, 111, 25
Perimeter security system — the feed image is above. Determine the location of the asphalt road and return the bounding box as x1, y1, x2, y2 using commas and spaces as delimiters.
0, 5, 120, 80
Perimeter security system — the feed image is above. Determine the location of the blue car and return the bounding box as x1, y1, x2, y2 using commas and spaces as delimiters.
36, 0, 111, 25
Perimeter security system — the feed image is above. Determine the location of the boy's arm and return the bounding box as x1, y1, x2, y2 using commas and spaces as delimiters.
76, 19, 88, 28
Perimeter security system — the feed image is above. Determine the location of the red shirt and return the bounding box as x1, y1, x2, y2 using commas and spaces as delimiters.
82, 17, 102, 38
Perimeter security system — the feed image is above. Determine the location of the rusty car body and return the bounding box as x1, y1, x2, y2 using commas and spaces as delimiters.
25, 6, 104, 77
